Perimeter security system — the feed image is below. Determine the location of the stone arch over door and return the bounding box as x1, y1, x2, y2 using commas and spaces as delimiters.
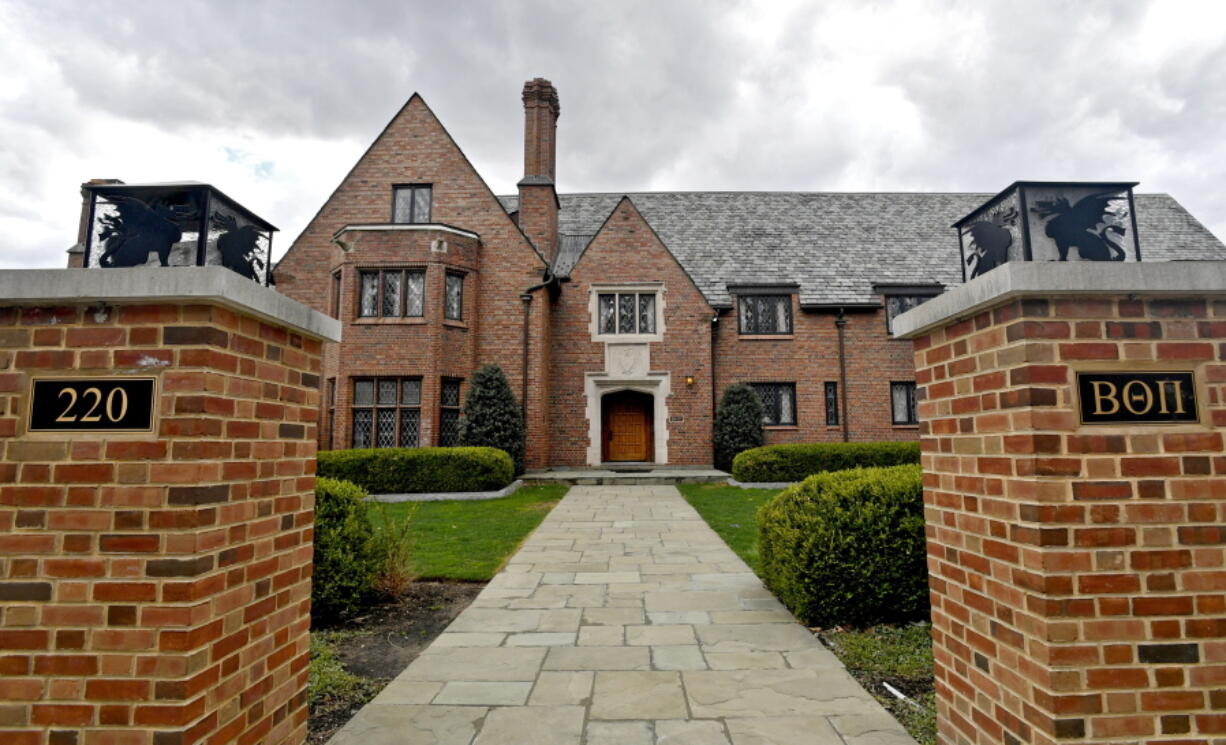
601, 389, 654, 462
584, 371, 671, 466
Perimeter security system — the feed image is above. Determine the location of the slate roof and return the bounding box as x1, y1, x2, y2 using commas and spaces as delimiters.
498, 192, 1226, 307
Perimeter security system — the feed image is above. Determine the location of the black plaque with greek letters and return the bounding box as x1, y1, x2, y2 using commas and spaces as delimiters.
1077, 372, 1197, 424
28, 378, 156, 432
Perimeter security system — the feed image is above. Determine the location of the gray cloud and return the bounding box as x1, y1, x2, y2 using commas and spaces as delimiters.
1, 0, 1224, 270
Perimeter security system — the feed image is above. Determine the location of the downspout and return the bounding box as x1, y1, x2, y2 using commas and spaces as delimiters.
519, 270, 556, 421
835, 309, 849, 442
710, 311, 720, 464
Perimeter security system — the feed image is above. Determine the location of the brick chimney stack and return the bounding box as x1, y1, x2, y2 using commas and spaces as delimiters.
518, 78, 560, 262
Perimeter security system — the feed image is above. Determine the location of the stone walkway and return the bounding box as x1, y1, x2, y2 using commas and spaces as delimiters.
328, 485, 916, 745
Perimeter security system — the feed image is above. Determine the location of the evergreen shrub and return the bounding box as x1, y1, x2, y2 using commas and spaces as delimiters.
732, 441, 920, 483
758, 464, 928, 627
317, 447, 514, 494
312, 478, 381, 624
713, 383, 765, 472
459, 364, 526, 475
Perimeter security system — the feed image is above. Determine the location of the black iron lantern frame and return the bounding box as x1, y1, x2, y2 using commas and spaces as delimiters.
953, 181, 1141, 282
81, 182, 277, 286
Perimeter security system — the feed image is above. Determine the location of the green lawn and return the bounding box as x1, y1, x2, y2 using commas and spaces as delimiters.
679, 482, 936, 745
676, 483, 781, 572
369, 484, 567, 581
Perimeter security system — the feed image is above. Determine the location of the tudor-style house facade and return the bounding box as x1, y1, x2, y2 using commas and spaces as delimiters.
270, 79, 1226, 471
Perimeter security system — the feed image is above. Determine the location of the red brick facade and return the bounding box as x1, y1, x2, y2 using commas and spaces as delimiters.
0, 292, 326, 745
275, 79, 923, 469
908, 285, 1226, 744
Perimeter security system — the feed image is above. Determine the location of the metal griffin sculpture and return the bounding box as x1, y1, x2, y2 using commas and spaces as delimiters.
211, 213, 265, 281
965, 206, 1017, 279
96, 196, 195, 268
1031, 192, 1128, 262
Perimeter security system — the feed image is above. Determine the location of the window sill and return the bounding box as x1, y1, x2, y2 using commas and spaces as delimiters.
593, 334, 663, 344
892, 423, 920, 429
443, 319, 468, 330
764, 425, 799, 431
353, 317, 427, 325
738, 334, 794, 341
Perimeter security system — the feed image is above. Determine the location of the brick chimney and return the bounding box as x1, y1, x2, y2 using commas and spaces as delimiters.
68, 178, 124, 267
518, 78, 560, 262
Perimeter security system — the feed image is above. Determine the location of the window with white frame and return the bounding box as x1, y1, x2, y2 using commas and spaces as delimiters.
597, 291, 658, 336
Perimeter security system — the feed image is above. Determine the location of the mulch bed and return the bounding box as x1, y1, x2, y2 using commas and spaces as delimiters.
308, 581, 484, 744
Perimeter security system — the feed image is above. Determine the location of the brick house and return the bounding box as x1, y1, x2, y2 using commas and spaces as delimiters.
271, 78, 1226, 471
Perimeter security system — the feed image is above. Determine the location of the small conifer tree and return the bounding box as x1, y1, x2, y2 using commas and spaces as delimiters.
713, 383, 765, 472
458, 364, 526, 474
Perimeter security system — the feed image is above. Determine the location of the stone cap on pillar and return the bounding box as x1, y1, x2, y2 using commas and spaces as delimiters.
892, 260, 1226, 339
0, 266, 341, 342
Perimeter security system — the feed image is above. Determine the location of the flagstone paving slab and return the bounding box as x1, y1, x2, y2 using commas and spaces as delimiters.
326, 485, 915, 745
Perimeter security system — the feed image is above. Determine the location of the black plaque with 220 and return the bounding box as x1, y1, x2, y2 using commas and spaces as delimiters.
29, 378, 156, 432
1077, 371, 1197, 424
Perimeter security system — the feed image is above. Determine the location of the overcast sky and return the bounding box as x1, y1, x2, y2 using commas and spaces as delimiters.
2, 0, 1224, 269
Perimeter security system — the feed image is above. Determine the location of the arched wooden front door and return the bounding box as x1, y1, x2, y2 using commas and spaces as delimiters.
601, 390, 654, 462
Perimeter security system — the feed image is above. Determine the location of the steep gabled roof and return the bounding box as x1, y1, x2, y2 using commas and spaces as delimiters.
499, 191, 1226, 307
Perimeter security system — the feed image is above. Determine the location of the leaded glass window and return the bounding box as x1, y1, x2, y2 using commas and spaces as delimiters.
382, 271, 402, 317
359, 272, 379, 317
439, 378, 463, 446
885, 294, 938, 335
891, 382, 918, 425
596, 292, 660, 336
330, 271, 342, 319
393, 184, 432, 224
638, 294, 656, 334
326, 378, 337, 449
357, 269, 425, 318
445, 273, 464, 321
748, 383, 796, 426
824, 381, 839, 426
738, 294, 792, 334
352, 377, 421, 448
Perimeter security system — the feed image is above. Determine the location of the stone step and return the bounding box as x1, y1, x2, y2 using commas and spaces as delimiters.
522, 468, 729, 486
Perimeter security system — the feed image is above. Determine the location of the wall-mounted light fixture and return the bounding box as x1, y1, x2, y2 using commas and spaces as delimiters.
685, 375, 695, 387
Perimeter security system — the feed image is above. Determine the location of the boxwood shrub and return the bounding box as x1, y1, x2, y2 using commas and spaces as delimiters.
732, 441, 919, 483
758, 464, 927, 628
316, 447, 514, 494
312, 478, 381, 624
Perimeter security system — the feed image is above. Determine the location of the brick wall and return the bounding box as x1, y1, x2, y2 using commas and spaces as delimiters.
274, 94, 552, 467
0, 294, 325, 745
322, 228, 479, 450
714, 305, 920, 446
911, 291, 1226, 744
549, 198, 714, 466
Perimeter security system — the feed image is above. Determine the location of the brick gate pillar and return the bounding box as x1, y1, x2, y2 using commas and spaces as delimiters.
893, 262, 1226, 745
0, 268, 340, 745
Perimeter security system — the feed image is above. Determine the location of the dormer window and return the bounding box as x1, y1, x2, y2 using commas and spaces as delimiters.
878, 285, 943, 335
393, 184, 432, 224
738, 295, 792, 335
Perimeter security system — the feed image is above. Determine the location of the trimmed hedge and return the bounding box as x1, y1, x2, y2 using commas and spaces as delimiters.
732, 441, 920, 483
758, 464, 927, 628
312, 478, 381, 624
317, 447, 514, 494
